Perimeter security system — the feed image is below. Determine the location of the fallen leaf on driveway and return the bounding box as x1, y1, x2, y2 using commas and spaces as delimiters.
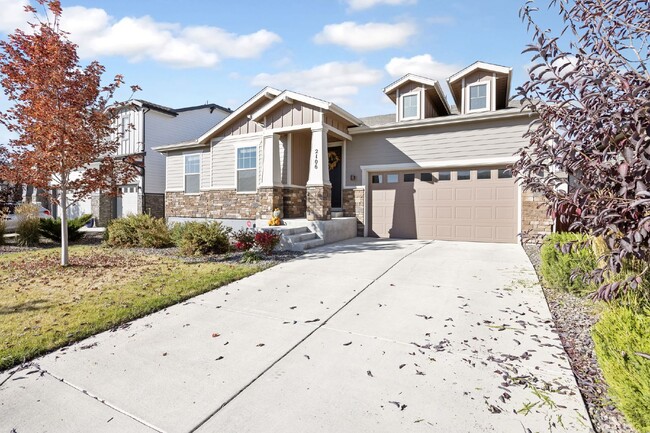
162, 352, 167, 356
399, 364, 406, 369
215, 356, 224, 361
343, 341, 352, 346
290, 306, 297, 310
211, 333, 220, 338
367, 370, 374, 377
256, 343, 265, 347
416, 314, 433, 320
304, 318, 320, 323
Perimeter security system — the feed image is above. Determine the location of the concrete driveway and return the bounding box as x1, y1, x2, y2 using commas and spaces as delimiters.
1, 239, 593, 433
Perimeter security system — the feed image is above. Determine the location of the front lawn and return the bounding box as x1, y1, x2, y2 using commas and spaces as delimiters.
0, 246, 264, 370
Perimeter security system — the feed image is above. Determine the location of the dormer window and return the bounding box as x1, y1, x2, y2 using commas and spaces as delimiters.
401, 93, 419, 120
468, 83, 488, 112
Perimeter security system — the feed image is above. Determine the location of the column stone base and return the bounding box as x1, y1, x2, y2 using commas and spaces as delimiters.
257, 187, 284, 220
306, 185, 332, 221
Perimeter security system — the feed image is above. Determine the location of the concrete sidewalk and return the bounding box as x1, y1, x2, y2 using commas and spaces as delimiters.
0, 239, 593, 433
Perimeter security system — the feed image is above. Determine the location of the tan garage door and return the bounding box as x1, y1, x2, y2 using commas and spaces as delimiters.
369, 168, 518, 243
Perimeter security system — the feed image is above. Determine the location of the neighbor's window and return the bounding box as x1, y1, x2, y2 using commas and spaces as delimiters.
237, 146, 257, 192
184, 154, 200, 193
477, 169, 491, 179
404, 173, 415, 182
457, 170, 471, 180
121, 115, 130, 144
371, 175, 383, 184
420, 172, 433, 182
469, 83, 487, 111
498, 168, 513, 179
402, 94, 418, 119
386, 174, 399, 183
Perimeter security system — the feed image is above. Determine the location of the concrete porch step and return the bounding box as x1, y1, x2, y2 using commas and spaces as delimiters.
276, 225, 324, 251
289, 238, 325, 251
285, 232, 318, 243
331, 211, 345, 218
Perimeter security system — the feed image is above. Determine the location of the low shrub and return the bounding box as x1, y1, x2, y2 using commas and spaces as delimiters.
0, 217, 5, 246
177, 221, 231, 256
15, 203, 41, 246
254, 230, 281, 255
232, 228, 256, 251
40, 214, 92, 243
539, 232, 597, 294
106, 214, 172, 248
593, 306, 650, 432
240, 250, 263, 263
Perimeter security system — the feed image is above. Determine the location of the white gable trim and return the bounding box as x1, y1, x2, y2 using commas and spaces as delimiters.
447, 61, 512, 84
195, 87, 281, 144
383, 73, 439, 94
251, 90, 362, 126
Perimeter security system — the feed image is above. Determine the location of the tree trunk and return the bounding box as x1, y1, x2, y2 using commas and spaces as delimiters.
60, 186, 69, 266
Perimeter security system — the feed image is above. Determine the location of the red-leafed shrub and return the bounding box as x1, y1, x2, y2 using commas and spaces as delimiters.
254, 230, 281, 255
231, 228, 256, 251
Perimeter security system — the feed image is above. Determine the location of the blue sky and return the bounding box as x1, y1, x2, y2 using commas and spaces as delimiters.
0, 0, 563, 143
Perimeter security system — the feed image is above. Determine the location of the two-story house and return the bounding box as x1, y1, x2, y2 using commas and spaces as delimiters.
65, 99, 231, 225
155, 61, 552, 248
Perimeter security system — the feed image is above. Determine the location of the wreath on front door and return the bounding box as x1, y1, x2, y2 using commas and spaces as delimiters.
328, 151, 340, 170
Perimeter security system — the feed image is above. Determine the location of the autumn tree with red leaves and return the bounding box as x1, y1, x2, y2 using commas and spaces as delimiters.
0, 0, 139, 265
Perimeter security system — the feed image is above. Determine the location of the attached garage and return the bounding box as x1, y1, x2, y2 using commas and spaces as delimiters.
116, 185, 139, 218
369, 167, 519, 243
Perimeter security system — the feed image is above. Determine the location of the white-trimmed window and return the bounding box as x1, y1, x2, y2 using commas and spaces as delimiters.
120, 114, 130, 145
184, 154, 200, 194
236, 146, 257, 192
468, 83, 488, 111
401, 93, 419, 119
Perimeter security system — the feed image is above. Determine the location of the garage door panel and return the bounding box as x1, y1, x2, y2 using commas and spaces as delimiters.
475, 187, 494, 200
370, 168, 518, 243
475, 206, 493, 220
454, 188, 473, 201
455, 207, 472, 219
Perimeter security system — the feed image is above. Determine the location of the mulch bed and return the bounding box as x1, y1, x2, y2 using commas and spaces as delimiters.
524, 244, 636, 433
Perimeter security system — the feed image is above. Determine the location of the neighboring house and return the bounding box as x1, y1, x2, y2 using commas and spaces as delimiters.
155, 61, 553, 244
62, 100, 231, 225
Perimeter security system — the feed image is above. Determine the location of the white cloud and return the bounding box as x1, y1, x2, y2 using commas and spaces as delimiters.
0, 1, 281, 69
314, 21, 416, 51
251, 62, 383, 105
0, 0, 31, 33
385, 54, 460, 81
345, 0, 416, 11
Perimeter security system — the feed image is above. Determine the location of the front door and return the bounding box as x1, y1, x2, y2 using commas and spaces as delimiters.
328, 146, 343, 209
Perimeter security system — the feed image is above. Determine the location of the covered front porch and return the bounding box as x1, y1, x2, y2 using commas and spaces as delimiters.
253, 91, 359, 222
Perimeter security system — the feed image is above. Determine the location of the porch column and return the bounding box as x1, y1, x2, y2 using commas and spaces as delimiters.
306, 126, 331, 221
260, 133, 281, 187
258, 133, 283, 220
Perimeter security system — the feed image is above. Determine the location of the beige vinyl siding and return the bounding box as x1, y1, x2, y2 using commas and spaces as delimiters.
166, 151, 185, 191
211, 135, 262, 188
223, 116, 264, 136
200, 149, 211, 190
398, 82, 422, 94
265, 102, 321, 129
291, 131, 310, 186
324, 113, 349, 133
346, 117, 529, 187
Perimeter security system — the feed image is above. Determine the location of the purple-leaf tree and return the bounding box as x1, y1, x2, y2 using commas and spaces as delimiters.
514, 0, 650, 300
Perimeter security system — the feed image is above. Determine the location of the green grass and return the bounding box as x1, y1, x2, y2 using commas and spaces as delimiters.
0, 246, 265, 370
593, 306, 650, 432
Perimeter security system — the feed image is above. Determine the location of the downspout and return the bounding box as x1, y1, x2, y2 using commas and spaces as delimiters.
141, 107, 150, 214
